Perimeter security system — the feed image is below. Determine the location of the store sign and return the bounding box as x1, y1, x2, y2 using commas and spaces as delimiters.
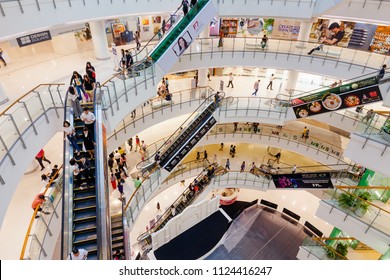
291, 77, 382, 119
272, 172, 334, 189
16, 31, 52, 47
163, 116, 217, 172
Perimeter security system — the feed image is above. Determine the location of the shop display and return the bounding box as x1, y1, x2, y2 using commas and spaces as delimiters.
369, 25, 390, 55
221, 19, 238, 37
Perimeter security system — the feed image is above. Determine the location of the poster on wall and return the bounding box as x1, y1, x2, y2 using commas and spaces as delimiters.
272, 173, 334, 189
291, 77, 382, 119
236, 18, 274, 37
347, 22, 377, 51
271, 19, 300, 40
309, 18, 330, 43
309, 18, 355, 47
369, 25, 390, 55
209, 17, 220, 36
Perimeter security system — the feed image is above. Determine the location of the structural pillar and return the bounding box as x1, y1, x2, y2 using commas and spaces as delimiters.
285, 71, 299, 94
197, 68, 208, 87
199, 25, 210, 45
89, 21, 110, 60
296, 20, 314, 48
0, 82, 9, 106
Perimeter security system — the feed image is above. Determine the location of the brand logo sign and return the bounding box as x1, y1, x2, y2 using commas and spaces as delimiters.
17, 31, 52, 47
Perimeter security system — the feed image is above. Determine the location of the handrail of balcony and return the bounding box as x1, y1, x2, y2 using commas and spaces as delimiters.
0, 83, 65, 116
301, 237, 348, 260
19, 165, 63, 260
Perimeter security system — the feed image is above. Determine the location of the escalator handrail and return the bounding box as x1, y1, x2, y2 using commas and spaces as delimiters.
136, 159, 213, 242
135, 91, 224, 170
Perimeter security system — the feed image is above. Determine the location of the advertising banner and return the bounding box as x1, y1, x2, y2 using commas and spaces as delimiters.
369, 25, 390, 55
154, 0, 217, 73
272, 172, 334, 189
16, 31, 52, 47
291, 77, 382, 119
347, 22, 377, 51
209, 17, 220, 36
308, 18, 355, 47
271, 19, 300, 40
236, 18, 274, 37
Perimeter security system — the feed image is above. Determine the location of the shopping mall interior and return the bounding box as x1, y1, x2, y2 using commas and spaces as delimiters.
0, 0, 389, 261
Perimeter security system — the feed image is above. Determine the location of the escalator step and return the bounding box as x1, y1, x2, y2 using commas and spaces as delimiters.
74, 231, 97, 243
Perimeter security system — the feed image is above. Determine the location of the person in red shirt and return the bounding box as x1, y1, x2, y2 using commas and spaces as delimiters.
35, 149, 51, 171
32, 193, 50, 218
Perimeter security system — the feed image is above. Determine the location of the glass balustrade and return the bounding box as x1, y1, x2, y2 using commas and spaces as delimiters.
300, 237, 347, 260
323, 187, 390, 236
20, 167, 63, 260
0, 84, 65, 185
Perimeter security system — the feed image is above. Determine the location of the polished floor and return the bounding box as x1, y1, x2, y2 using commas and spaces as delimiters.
0, 38, 388, 260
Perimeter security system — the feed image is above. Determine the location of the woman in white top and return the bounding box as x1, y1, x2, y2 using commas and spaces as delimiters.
67, 86, 83, 117
63, 121, 81, 155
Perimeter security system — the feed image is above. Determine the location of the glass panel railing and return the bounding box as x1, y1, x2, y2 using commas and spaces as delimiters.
0, 84, 65, 186
300, 237, 348, 260
322, 187, 390, 236
20, 167, 63, 260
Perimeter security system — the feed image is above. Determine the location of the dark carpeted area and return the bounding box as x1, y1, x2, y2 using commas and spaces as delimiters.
154, 210, 230, 260
206, 206, 309, 260
220, 200, 258, 220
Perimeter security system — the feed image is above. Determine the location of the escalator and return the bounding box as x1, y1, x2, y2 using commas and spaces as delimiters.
71, 102, 98, 259
136, 161, 225, 253
149, 0, 217, 73
137, 93, 222, 179
111, 214, 125, 256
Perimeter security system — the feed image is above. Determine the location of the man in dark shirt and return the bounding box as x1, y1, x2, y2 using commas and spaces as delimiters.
322, 22, 345, 46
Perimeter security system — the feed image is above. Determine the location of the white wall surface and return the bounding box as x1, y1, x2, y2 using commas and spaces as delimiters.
316, 200, 390, 254
344, 133, 390, 177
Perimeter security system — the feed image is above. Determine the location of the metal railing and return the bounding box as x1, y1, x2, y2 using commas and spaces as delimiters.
323, 187, 390, 237
19, 166, 63, 260
0, 83, 65, 185
300, 237, 348, 260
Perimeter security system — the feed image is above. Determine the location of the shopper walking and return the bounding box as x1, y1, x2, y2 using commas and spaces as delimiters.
378, 64, 386, 80
240, 161, 246, 172
135, 135, 141, 152
291, 164, 297, 174
225, 158, 231, 170
0, 48, 7, 67
252, 80, 260, 96
267, 74, 275, 90
135, 31, 141, 51
227, 73, 234, 88
219, 143, 224, 151
32, 193, 50, 218
362, 109, 375, 123
35, 149, 51, 171
204, 150, 208, 160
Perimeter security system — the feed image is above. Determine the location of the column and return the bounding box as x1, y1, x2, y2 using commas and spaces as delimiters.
285, 71, 299, 94
199, 26, 210, 45
89, 21, 110, 60
197, 68, 208, 87
296, 20, 313, 48
0, 82, 9, 105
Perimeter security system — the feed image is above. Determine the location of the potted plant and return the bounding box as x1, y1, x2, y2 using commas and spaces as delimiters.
337, 192, 356, 209
354, 191, 372, 217
381, 117, 390, 142
335, 242, 348, 258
